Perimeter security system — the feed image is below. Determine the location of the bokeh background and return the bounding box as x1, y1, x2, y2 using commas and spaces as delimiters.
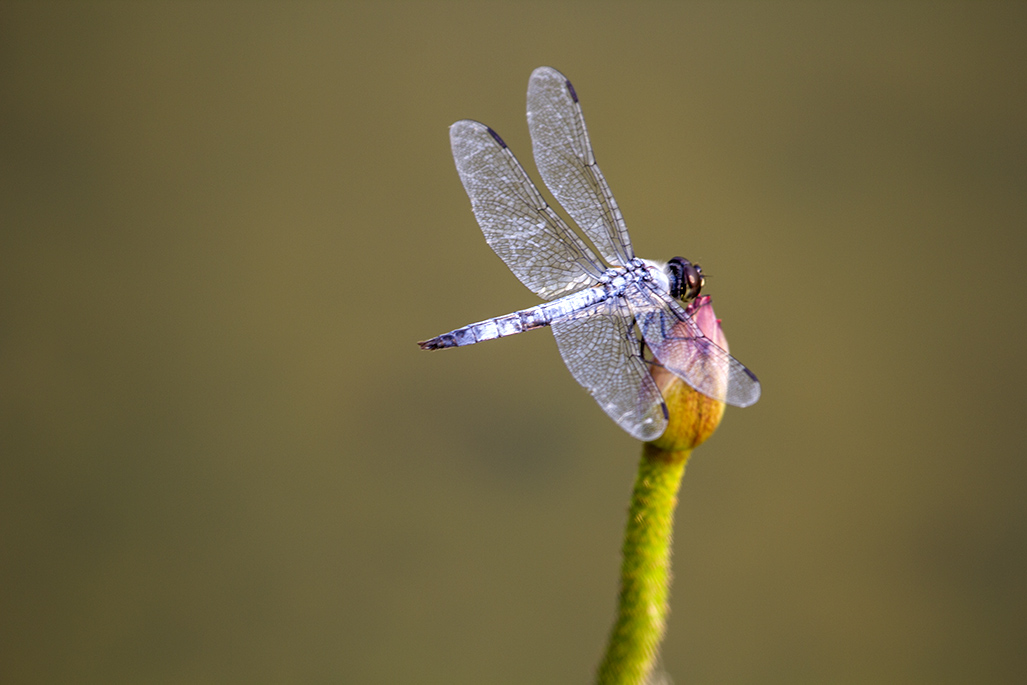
2, 2, 1025, 683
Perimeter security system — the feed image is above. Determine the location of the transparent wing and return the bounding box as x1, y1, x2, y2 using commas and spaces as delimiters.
527, 66, 634, 267
551, 298, 667, 441
626, 283, 761, 407
450, 119, 605, 301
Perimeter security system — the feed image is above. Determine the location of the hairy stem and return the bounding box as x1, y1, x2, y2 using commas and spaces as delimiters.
596, 443, 691, 685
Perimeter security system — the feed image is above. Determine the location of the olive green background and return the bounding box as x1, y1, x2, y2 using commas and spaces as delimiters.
2, 2, 1025, 683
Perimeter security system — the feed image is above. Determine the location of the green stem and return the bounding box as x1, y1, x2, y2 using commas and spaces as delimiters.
596, 443, 691, 685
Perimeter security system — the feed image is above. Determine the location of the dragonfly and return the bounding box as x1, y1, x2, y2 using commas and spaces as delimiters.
419, 67, 760, 441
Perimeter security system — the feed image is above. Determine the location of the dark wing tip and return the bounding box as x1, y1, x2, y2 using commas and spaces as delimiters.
417, 339, 437, 350
485, 127, 507, 148
565, 78, 579, 103
728, 366, 761, 407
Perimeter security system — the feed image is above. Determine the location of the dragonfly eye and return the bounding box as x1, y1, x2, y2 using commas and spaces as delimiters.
667, 257, 704, 301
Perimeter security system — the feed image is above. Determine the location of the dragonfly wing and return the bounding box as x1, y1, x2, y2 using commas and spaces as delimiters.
627, 283, 761, 407
527, 66, 634, 267
450, 119, 605, 301
551, 298, 667, 441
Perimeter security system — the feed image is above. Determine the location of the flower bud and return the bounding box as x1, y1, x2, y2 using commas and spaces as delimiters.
647, 296, 728, 452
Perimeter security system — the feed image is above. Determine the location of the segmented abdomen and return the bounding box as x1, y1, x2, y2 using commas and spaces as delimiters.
418, 288, 604, 350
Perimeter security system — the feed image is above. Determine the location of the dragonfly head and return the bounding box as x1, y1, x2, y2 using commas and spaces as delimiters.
667, 257, 704, 302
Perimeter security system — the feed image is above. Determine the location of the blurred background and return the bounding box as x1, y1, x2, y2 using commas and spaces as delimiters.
2, 2, 1025, 683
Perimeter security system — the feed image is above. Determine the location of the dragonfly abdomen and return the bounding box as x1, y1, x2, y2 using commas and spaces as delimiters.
418, 287, 605, 350
417, 307, 549, 350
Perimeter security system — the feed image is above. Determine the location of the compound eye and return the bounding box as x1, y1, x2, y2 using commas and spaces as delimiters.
668, 257, 703, 301
689, 264, 705, 295
684, 264, 703, 300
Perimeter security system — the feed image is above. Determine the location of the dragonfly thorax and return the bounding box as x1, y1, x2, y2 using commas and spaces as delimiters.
666, 257, 704, 302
